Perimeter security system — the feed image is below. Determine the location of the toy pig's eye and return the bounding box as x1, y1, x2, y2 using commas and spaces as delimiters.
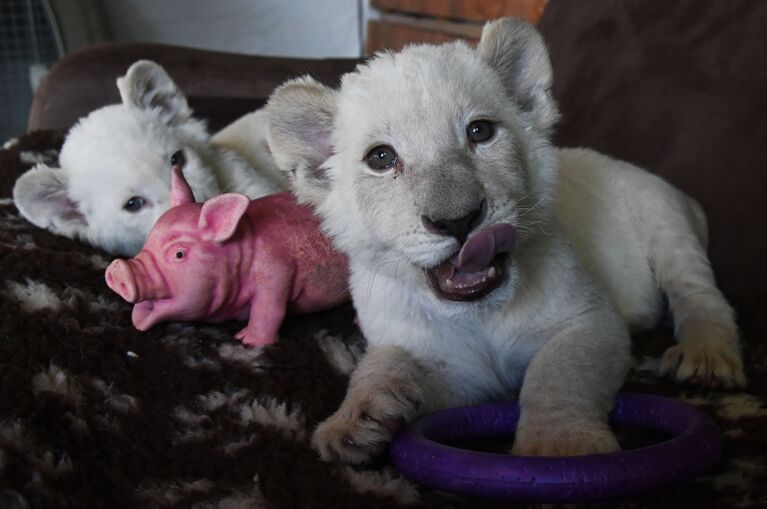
169, 247, 187, 262
124, 196, 146, 213
365, 145, 398, 171
466, 120, 495, 143
170, 150, 186, 168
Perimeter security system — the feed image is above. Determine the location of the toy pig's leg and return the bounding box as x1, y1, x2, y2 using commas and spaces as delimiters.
235, 267, 292, 347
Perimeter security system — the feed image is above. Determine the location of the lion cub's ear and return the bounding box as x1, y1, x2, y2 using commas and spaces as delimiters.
478, 17, 559, 132
264, 76, 337, 207
13, 164, 89, 239
117, 60, 193, 126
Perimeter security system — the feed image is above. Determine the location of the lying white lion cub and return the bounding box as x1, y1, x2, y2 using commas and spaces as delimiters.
13, 60, 283, 256
265, 17, 744, 462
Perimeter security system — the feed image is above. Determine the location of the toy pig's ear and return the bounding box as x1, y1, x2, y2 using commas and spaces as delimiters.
198, 194, 250, 242
170, 166, 195, 207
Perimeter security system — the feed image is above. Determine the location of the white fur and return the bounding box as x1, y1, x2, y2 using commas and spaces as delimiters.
557, 148, 744, 388
13, 60, 282, 256
212, 109, 286, 190
264, 17, 744, 463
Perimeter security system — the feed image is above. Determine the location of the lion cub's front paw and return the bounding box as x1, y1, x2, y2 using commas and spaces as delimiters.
512, 421, 619, 457
312, 387, 420, 465
660, 335, 746, 389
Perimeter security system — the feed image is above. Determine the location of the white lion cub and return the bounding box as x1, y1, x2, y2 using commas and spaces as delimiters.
265, 17, 744, 462
13, 60, 282, 256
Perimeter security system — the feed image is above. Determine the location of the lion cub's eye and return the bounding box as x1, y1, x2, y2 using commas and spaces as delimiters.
170, 150, 186, 168
466, 120, 495, 143
123, 196, 146, 213
365, 145, 398, 171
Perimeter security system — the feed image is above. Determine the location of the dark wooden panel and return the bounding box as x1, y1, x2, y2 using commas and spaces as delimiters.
372, 0, 549, 24
366, 19, 478, 55
378, 12, 484, 39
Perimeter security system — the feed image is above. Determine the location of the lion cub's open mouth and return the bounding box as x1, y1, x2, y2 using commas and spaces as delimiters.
427, 224, 517, 301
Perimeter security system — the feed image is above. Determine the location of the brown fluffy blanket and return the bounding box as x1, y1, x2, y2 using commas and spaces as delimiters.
1, 131, 765, 508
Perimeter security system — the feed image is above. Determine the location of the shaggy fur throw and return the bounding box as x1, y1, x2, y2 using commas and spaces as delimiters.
1, 132, 765, 508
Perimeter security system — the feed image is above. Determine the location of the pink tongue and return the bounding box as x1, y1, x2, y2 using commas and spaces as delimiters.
453, 224, 516, 272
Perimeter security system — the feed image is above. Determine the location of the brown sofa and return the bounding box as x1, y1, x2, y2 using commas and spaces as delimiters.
1, 1, 765, 507
27, 42, 360, 134
540, 0, 767, 351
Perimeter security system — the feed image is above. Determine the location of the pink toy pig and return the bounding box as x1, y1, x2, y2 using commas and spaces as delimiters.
105, 166, 349, 346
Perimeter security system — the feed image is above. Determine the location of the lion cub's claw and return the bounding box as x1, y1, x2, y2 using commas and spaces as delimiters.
312, 392, 417, 465
660, 338, 746, 389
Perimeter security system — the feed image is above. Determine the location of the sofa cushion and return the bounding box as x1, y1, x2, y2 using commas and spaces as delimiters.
28, 42, 359, 134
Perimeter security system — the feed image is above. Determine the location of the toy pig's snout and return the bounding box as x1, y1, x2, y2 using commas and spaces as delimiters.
105, 259, 139, 302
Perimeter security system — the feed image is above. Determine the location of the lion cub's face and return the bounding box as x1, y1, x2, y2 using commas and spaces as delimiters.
13, 60, 222, 256
267, 18, 560, 305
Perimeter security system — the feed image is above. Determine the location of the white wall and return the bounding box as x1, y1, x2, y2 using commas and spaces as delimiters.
100, 0, 365, 58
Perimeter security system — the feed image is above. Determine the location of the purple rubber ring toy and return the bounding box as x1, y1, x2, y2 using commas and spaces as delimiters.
390, 393, 722, 503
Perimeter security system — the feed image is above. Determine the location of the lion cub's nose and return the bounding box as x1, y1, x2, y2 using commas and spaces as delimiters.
422, 204, 483, 244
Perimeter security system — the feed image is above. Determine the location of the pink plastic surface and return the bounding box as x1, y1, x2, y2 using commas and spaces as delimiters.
105, 167, 349, 346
